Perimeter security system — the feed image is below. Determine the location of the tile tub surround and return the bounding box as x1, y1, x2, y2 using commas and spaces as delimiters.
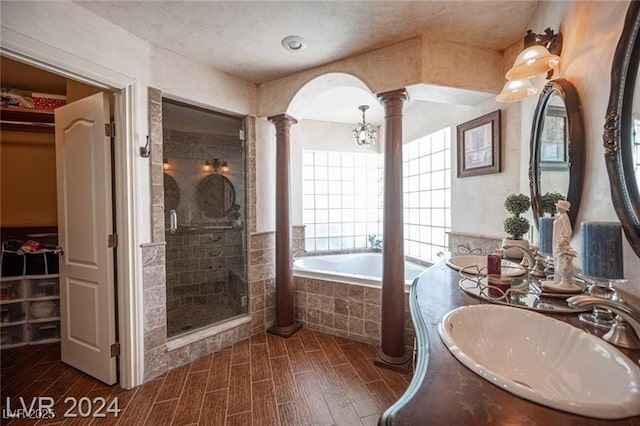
292, 225, 305, 253
294, 276, 415, 351
448, 232, 502, 255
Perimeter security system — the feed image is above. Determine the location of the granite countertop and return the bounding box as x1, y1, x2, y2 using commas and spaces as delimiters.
381, 261, 640, 425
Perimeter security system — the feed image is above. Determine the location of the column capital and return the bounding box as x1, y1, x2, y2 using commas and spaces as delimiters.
268, 113, 298, 127
377, 88, 408, 105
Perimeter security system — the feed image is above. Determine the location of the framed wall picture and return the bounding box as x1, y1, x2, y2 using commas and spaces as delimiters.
457, 110, 501, 177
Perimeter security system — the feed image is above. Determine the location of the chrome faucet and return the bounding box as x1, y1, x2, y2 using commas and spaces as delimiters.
500, 243, 545, 277
368, 234, 383, 249
568, 295, 640, 350
291, 249, 307, 258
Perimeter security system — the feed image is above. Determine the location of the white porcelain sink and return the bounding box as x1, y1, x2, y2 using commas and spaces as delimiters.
445, 254, 526, 277
439, 304, 640, 419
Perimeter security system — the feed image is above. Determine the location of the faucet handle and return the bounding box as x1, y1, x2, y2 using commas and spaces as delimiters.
604, 315, 640, 350
568, 295, 640, 349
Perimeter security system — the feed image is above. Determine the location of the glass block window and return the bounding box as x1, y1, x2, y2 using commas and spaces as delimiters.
403, 127, 452, 261
303, 150, 383, 251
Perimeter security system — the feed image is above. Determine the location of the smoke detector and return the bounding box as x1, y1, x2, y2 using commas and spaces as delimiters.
281, 35, 307, 52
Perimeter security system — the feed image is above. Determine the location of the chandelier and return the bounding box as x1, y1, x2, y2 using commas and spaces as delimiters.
353, 105, 377, 147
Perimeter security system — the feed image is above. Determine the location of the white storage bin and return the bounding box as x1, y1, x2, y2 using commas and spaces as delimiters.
0, 279, 25, 301
29, 321, 60, 342
26, 277, 59, 298
28, 299, 59, 321
0, 302, 26, 324
1, 324, 26, 347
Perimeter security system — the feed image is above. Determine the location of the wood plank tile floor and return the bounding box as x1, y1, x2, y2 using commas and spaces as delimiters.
1, 329, 412, 425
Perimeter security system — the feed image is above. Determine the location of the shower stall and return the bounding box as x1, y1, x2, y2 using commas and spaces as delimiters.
162, 99, 248, 338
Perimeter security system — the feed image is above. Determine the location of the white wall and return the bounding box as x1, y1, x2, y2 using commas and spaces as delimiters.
1, 0, 258, 243
290, 119, 380, 226
403, 99, 522, 239
520, 1, 639, 280
255, 118, 276, 232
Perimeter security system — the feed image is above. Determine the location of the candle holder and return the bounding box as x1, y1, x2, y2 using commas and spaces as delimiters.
578, 222, 625, 328
580, 222, 624, 279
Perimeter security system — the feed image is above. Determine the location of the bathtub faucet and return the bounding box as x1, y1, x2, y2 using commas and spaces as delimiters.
292, 249, 307, 258
368, 234, 383, 249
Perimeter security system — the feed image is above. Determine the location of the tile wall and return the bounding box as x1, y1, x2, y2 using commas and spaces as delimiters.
448, 231, 502, 255
165, 228, 246, 337
142, 88, 274, 382
293, 276, 415, 352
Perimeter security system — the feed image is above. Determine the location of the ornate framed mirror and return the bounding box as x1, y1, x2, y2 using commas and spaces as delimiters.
530, 78, 585, 228
604, 1, 640, 257
196, 173, 236, 219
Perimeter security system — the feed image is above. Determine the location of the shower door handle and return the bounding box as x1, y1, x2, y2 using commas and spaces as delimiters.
170, 209, 178, 234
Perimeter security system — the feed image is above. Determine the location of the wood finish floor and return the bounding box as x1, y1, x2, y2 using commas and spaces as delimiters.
1, 329, 411, 425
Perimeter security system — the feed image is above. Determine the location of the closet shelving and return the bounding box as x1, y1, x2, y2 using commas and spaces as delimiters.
0, 105, 55, 132
1, 102, 61, 348
0, 274, 61, 348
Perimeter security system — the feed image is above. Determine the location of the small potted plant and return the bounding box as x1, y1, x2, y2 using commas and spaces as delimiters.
502, 193, 531, 259
541, 191, 565, 216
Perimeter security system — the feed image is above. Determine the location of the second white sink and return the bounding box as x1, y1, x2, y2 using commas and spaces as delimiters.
439, 304, 640, 419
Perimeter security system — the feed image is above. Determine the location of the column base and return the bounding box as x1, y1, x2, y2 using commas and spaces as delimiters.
267, 321, 303, 338
374, 350, 412, 374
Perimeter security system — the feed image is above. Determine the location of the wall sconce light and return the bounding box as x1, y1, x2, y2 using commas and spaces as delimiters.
211, 158, 228, 173
203, 160, 212, 172
163, 158, 170, 170
497, 28, 562, 103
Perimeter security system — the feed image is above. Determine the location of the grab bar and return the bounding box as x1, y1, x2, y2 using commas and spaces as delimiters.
169, 210, 177, 234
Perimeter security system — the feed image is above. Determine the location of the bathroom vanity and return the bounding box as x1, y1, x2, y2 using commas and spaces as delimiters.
380, 262, 640, 425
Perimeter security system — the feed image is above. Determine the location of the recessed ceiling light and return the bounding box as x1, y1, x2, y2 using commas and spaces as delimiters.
281, 35, 307, 52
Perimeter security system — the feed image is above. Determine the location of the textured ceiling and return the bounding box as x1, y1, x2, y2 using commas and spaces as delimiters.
76, 1, 538, 84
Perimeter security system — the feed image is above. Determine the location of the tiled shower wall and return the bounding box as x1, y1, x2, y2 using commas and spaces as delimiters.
163, 128, 245, 228
142, 88, 275, 382
165, 228, 246, 336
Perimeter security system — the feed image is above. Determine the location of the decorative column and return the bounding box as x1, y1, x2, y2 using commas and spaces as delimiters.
267, 114, 302, 338
375, 89, 411, 372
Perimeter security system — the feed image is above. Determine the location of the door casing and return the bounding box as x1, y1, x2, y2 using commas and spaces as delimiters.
1, 34, 144, 389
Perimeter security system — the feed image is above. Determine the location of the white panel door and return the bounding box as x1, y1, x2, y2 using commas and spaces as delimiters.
55, 92, 117, 385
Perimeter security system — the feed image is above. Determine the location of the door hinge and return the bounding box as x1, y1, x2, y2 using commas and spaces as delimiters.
239, 129, 245, 141
110, 342, 120, 358
105, 122, 115, 137
108, 233, 118, 248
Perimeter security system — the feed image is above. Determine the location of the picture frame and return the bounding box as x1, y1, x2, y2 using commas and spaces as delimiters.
540, 105, 569, 170
457, 110, 501, 178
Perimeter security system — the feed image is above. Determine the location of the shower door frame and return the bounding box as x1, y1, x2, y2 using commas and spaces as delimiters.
161, 94, 250, 338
